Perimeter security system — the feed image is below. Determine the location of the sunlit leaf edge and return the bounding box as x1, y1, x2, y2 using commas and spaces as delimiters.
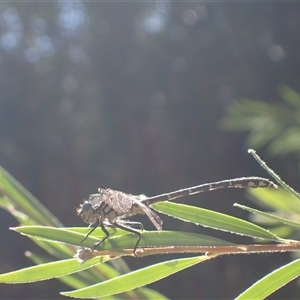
13, 225, 236, 250
235, 203, 300, 230
0, 257, 101, 284
61, 255, 210, 298
236, 258, 300, 299
152, 201, 279, 241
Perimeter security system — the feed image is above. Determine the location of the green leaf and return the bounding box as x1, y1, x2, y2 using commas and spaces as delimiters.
13, 226, 235, 252
223, 98, 300, 156
268, 126, 300, 156
0, 165, 61, 227
279, 85, 300, 109
61, 255, 209, 298
152, 202, 280, 241
236, 259, 300, 299
235, 203, 300, 230
19, 238, 168, 300
137, 287, 170, 300
265, 225, 293, 239
25, 252, 95, 289
0, 166, 141, 297
248, 188, 300, 214
0, 257, 101, 284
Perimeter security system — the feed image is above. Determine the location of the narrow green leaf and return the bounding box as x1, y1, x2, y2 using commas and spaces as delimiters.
235, 203, 300, 230
152, 202, 280, 241
1, 205, 74, 259
236, 259, 300, 299
137, 287, 169, 300
26, 252, 94, 289
248, 188, 300, 214
279, 85, 300, 109
0, 165, 61, 227
13, 226, 235, 252
0, 258, 101, 284
22, 249, 151, 300
12, 226, 96, 247
266, 225, 293, 239
61, 256, 209, 298
248, 149, 300, 200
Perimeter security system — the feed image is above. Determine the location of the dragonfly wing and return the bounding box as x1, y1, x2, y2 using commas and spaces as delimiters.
134, 200, 163, 231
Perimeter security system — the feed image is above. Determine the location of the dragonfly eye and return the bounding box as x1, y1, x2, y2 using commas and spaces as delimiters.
77, 201, 94, 223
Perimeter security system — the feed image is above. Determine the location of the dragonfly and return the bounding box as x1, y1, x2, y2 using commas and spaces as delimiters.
77, 177, 278, 255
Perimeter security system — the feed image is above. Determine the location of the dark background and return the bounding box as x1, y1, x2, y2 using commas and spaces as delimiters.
0, 2, 299, 299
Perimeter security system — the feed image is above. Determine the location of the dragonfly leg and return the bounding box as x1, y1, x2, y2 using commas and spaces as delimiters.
113, 220, 142, 257
92, 221, 110, 251
81, 219, 99, 243
118, 220, 144, 231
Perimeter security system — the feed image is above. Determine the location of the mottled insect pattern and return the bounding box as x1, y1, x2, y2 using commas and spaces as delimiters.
77, 177, 278, 255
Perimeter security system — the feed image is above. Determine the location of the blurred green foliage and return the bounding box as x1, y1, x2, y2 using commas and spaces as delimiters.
223, 86, 300, 157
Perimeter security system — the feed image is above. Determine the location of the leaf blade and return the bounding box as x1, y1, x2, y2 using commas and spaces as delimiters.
235, 203, 300, 230
13, 226, 236, 251
152, 202, 280, 241
236, 259, 300, 299
0, 258, 101, 284
61, 256, 210, 298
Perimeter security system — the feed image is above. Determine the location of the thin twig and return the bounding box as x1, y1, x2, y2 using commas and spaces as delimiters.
77, 242, 300, 262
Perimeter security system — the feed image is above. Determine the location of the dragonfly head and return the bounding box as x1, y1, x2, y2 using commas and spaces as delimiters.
77, 201, 97, 224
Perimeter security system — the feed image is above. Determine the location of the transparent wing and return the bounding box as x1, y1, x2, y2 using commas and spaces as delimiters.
133, 199, 163, 231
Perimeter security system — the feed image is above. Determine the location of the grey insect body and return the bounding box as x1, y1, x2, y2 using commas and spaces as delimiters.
77, 177, 278, 255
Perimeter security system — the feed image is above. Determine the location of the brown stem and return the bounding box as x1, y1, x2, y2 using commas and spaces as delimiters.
77, 241, 300, 262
